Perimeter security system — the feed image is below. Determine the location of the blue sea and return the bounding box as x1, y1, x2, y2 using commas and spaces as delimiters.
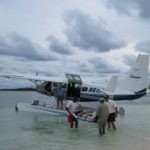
0, 91, 150, 150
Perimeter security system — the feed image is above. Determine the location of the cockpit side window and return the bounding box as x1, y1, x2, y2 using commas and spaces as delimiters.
81, 87, 88, 92
53, 82, 57, 87
93, 88, 96, 93
96, 89, 100, 93
61, 83, 67, 89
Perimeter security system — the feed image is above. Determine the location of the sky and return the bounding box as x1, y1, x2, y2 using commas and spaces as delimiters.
0, 0, 150, 88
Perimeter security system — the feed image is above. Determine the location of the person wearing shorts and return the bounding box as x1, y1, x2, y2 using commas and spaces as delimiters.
66, 97, 79, 128
105, 95, 118, 130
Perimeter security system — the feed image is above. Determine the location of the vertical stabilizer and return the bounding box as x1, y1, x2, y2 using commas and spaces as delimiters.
120, 54, 149, 92
106, 75, 118, 92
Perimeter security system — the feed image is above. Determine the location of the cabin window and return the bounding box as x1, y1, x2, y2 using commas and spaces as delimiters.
45, 82, 51, 88
75, 83, 81, 88
93, 88, 97, 93
61, 83, 67, 88
89, 88, 93, 92
36, 81, 45, 86
96, 89, 100, 93
81, 87, 88, 92
67, 74, 74, 80
74, 75, 81, 82
53, 82, 57, 87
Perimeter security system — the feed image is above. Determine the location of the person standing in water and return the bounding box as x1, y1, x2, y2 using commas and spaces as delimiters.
95, 98, 109, 136
105, 95, 118, 130
55, 85, 65, 109
65, 97, 79, 128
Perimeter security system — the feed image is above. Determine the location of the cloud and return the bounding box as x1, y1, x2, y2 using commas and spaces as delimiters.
0, 66, 3, 70
103, 0, 150, 19
77, 63, 91, 73
71, 61, 94, 76
135, 41, 150, 53
63, 9, 125, 52
122, 54, 136, 66
0, 33, 58, 61
88, 57, 120, 74
29, 67, 55, 77
47, 36, 74, 55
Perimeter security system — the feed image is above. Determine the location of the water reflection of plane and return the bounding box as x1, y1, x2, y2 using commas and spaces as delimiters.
0, 54, 149, 117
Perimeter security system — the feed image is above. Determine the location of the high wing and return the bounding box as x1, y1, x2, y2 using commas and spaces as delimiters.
0, 73, 68, 96
0, 73, 66, 82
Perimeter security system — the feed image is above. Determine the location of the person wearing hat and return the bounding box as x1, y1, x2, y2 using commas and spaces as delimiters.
95, 98, 109, 136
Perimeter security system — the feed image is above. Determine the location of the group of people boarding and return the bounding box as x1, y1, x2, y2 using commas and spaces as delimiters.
54, 85, 118, 136
65, 95, 118, 136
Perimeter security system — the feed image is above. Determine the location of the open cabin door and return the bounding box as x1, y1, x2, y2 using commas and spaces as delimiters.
66, 74, 82, 99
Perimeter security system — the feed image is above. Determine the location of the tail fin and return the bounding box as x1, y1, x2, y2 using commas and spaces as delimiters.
120, 54, 149, 92
106, 75, 118, 92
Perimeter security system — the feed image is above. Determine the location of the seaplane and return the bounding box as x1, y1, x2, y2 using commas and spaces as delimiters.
0, 54, 149, 121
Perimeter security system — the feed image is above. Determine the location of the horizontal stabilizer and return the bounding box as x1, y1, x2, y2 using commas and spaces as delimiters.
106, 75, 118, 92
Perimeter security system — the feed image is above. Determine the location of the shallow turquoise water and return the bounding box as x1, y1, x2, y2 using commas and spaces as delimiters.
0, 91, 150, 150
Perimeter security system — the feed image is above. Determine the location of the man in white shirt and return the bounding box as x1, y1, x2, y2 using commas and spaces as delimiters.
65, 97, 79, 128
66, 97, 93, 128
105, 95, 118, 130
